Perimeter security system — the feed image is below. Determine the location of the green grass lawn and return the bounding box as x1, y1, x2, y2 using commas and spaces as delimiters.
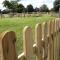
0, 14, 56, 55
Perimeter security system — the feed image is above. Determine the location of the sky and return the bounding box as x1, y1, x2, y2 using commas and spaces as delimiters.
0, 0, 55, 10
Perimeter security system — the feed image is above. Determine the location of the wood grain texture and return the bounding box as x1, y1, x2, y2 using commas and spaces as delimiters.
23, 26, 33, 60
50, 20, 54, 60
54, 20, 57, 60
35, 23, 42, 60
0, 31, 17, 60
0, 19, 59, 60
47, 21, 51, 60
42, 22, 48, 60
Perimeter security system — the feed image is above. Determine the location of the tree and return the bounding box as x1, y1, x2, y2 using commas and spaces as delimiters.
40, 4, 49, 12
26, 4, 34, 13
3, 0, 20, 12
3, 0, 12, 9
53, 0, 60, 12
50, 8, 54, 12
0, 10, 1, 14
17, 4, 25, 13
34, 7, 39, 12
10, 0, 20, 2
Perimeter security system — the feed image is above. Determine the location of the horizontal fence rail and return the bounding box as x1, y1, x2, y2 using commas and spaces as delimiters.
0, 18, 60, 60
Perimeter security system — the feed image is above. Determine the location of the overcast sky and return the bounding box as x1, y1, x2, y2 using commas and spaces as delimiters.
0, 0, 55, 10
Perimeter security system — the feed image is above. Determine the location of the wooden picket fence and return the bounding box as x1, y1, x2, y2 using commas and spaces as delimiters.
0, 18, 60, 60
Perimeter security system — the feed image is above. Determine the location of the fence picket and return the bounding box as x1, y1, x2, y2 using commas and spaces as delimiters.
56, 19, 60, 60
23, 26, 33, 60
53, 19, 57, 60
0, 31, 17, 60
42, 22, 48, 60
58, 19, 60, 59
50, 20, 55, 60
47, 21, 51, 60
0, 19, 60, 60
35, 23, 42, 60
59, 19, 60, 57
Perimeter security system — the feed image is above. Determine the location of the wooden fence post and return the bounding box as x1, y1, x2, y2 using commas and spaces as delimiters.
23, 26, 33, 60
59, 19, 60, 56
50, 20, 55, 60
54, 19, 58, 60
58, 18, 60, 59
56, 19, 58, 60
0, 31, 17, 60
0, 19, 60, 60
56, 19, 60, 60
58, 18, 60, 56
55, 19, 59, 60
42, 22, 48, 60
35, 23, 42, 60
47, 21, 51, 60
59, 18, 60, 56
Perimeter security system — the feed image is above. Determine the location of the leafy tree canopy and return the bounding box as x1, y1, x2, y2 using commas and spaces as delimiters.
17, 4, 25, 13
53, 0, 60, 12
3, 0, 20, 12
27, 4, 34, 13
34, 7, 39, 12
40, 4, 49, 12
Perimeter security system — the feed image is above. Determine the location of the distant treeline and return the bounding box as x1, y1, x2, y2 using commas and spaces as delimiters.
0, 0, 60, 14
0, 4, 50, 14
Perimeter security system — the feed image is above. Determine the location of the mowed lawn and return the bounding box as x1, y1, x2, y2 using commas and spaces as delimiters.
0, 14, 56, 55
